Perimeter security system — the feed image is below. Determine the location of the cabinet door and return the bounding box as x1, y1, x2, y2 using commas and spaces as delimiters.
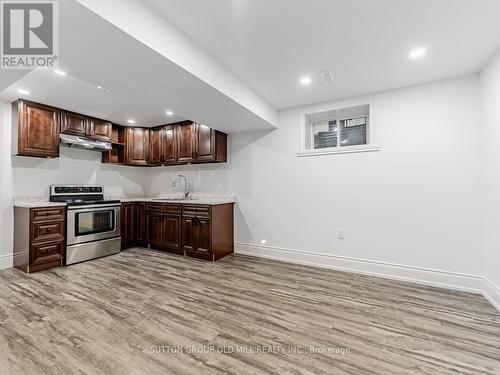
181, 215, 196, 253
18, 100, 60, 158
195, 124, 216, 162
126, 128, 149, 166
182, 215, 211, 255
121, 203, 136, 248
89, 119, 112, 141
196, 216, 212, 254
60, 111, 89, 136
148, 127, 163, 166
162, 125, 177, 165
162, 215, 182, 254
176, 122, 195, 164
147, 209, 163, 250
136, 203, 146, 243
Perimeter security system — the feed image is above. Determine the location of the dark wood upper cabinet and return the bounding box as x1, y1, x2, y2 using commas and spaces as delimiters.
14, 100, 60, 158
148, 127, 163, 166
89, 118, 112, 141
175, 121, 226, 165
195, 124, 216, 162
176, 122, 196, 164
13, 99, 227, 165
60, 111, 89, 137
126, 127, 149, 166
194, 124, 227, 163
61, 111, 111, 142
162, 125, 177, 165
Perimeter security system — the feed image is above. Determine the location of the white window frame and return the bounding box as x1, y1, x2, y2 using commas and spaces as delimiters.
298, 100, 380, 157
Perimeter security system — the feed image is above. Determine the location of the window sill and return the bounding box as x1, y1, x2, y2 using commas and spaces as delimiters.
297, 144, 381, 157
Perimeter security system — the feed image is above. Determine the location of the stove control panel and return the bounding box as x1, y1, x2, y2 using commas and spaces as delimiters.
51, 185, 103, 195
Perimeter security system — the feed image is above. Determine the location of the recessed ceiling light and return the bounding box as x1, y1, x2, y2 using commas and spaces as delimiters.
127, 119, 136, 124
54, 69, 67, 76
166, 110, 174, 116
409, 47, 427, 60
17, 89, 30, 95
300, 76, 312, 85
96, 85, 110, 93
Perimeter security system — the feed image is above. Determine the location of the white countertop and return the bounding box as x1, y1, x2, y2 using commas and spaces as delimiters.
116, 195, 236, 205
13, 198, 67, 208
14, 195, 236, 208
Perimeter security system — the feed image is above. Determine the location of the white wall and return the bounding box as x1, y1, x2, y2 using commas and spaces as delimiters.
0, 76, 491, 298
0, 99, 147, 267
0, 101, 14, 268
480, 51, 500, 297
147, 75, 485, 285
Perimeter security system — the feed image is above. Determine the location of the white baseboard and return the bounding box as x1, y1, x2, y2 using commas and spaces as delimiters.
482, 278, 500, 312
235, 242, 500, 312
0, 253, 13, 269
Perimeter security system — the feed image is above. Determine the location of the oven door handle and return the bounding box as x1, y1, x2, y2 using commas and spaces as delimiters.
67, 204, 121, 211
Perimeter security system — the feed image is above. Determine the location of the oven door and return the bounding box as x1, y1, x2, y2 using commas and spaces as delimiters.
67, 204, 121, 245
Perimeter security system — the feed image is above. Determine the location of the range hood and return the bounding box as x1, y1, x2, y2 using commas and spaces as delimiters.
60, 134, 112, 152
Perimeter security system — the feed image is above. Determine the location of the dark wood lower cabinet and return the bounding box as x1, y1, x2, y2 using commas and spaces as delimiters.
146, 205, 163, 250
121, 203, 136, 249
163, 215, 182, 255
182, 215, 212, 260
14, 206, 65, 273
136, 203, 146, 246
122, 202, 234, 261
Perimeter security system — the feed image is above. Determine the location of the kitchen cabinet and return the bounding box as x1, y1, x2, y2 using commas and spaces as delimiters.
121, 202, 147, 249
146, 204, 163, 250
148, 127, 163, 166
125, 201, 234, 261
88, 118, 112, 141
176, 121, 196, 164
61, 111, 88, 137
136, 203, 146, 246
14, 206, 65, 273
163, 215, 182, 255
61, 111, 112, 142
145, 204, 182, 255
13, 100, 60, 158
126, 127, 150, 166
175, 122, 227, 165
121, 203, 136, 249
181, 215, 211, 257
182, 204, 230, 261
148, 125, 178, 166
162, 125, 177, 165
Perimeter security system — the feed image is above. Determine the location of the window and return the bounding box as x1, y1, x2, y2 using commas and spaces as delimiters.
299, 103, 379, 156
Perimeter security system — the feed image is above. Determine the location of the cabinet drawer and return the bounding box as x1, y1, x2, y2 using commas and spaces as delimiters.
31, 241, 64, 265
31, 221, 64, 243
31, 207, 65, 222
182, 205, 211, 217
162, 204, 181, 214
146, 204, 162, 214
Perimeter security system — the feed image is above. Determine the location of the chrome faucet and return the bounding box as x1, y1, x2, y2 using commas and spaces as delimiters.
172, 175, 192, 199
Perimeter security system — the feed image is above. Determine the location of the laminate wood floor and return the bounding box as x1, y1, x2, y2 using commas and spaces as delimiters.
0, 248, 499, 375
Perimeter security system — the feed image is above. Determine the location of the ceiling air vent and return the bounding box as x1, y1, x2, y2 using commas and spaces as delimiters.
320, 70, 334, 84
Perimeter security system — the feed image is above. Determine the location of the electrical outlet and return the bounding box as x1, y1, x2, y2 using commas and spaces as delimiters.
337, 228, 345, 240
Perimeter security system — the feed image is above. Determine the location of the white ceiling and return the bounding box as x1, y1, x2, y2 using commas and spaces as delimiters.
144, 0, 500, 109
0, 0, 277, 132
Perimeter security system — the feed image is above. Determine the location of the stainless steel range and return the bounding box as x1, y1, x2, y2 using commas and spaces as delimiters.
50, 185, 121, 265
